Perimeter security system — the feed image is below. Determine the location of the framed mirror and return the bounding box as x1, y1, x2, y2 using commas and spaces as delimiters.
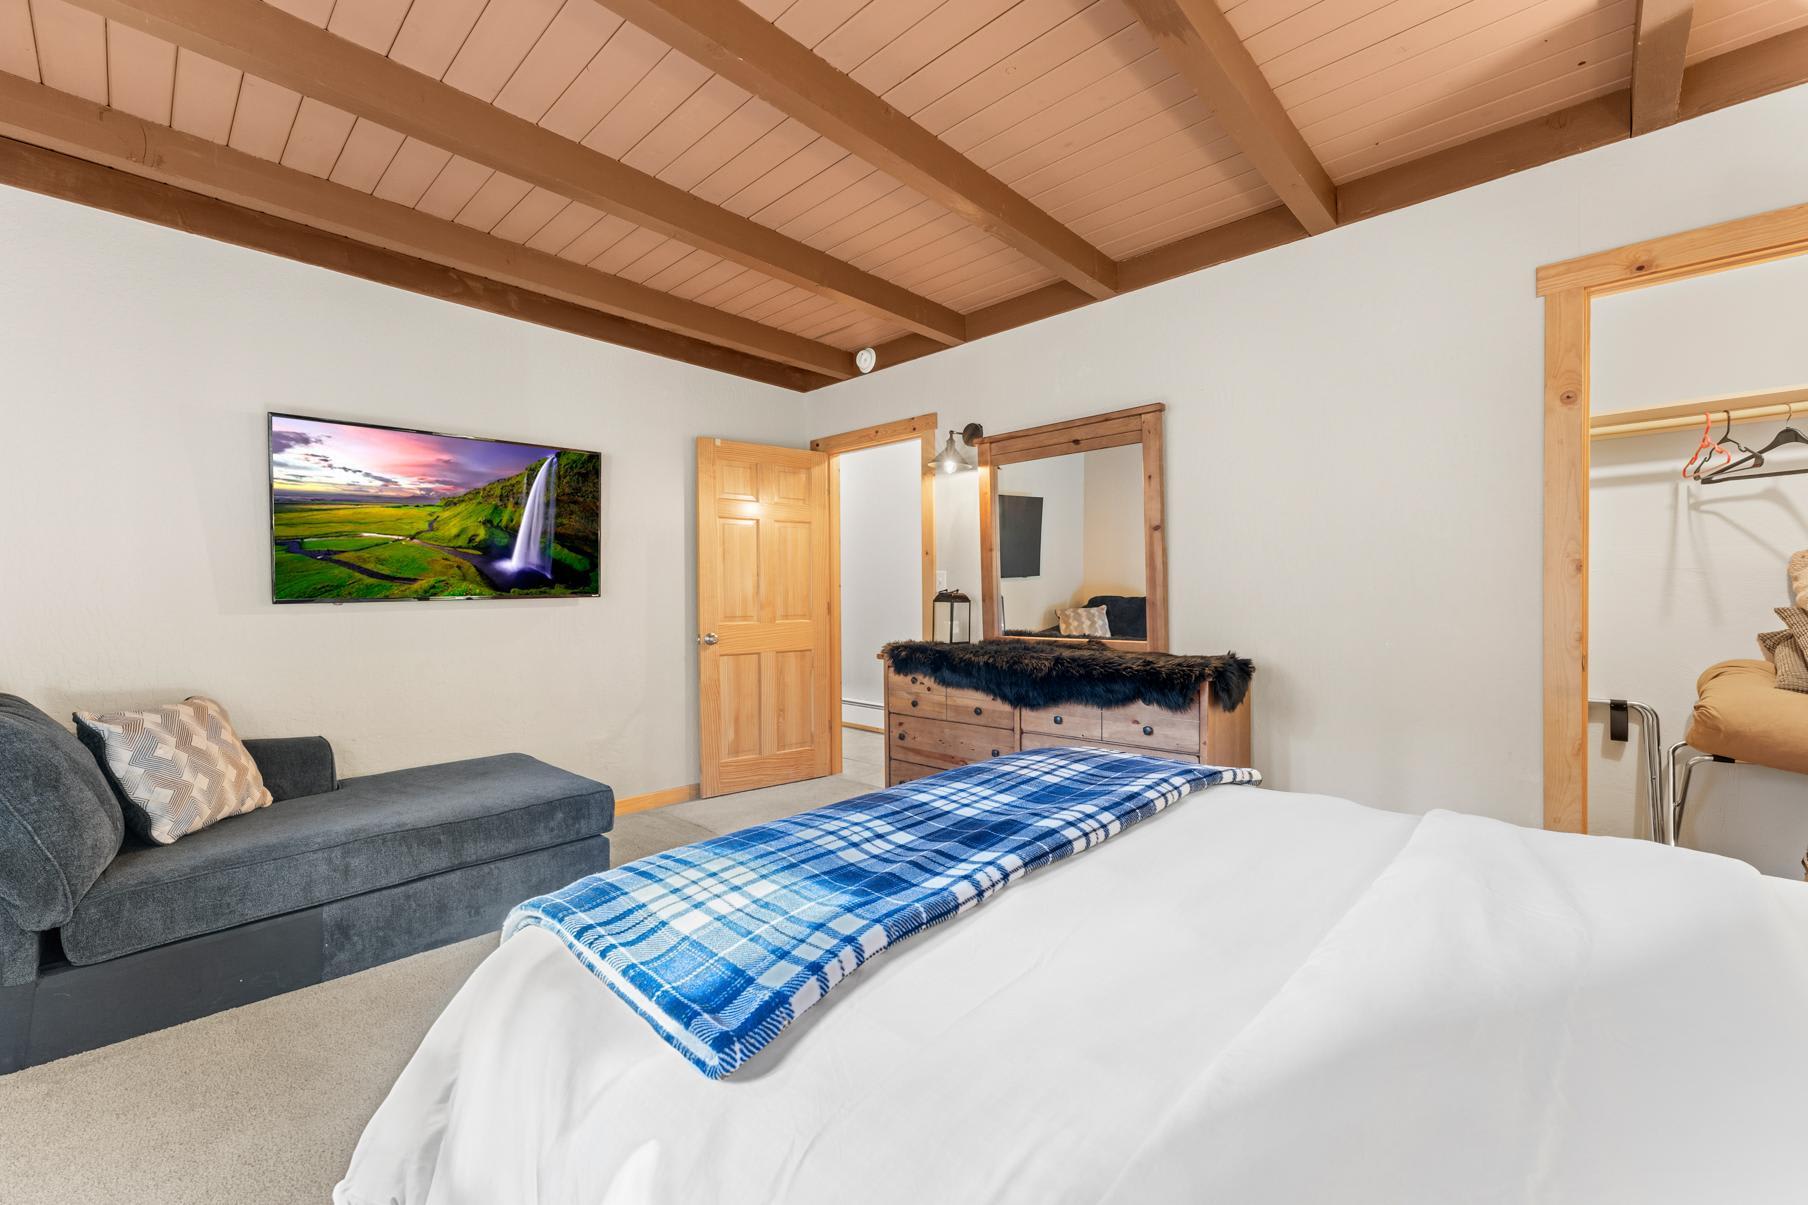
977, 404, 1168, 651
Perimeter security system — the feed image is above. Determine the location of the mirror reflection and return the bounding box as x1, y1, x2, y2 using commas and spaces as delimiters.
994, 444, 1146, 641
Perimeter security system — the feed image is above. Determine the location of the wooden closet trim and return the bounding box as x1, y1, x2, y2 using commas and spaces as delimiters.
1538, 201, 1808, 833
977, 405, 1169, 652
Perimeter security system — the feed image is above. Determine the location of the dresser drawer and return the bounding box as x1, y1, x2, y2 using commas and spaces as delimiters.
886, 667, 943, 700
944, 688, 1015, 731
1101, 700, 1201, 754
888, 689, 946, 721
887, 757, 946, 786
1022, 732, 1199, 764
1021, 703, 1102, 741
892, 715, 1017, 768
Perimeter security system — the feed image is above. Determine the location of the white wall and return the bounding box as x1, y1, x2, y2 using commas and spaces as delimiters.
998, 454, 1086, 630
1588, 253, 1808, 874
934, 470, 981, 604
1080, 444, 1147, 600
807, 84, 1808, 830
837, 439, 923, 726
0, 186, 805, 797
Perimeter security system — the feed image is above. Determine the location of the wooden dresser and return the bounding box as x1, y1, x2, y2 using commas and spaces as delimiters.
883, 659, 1253, 787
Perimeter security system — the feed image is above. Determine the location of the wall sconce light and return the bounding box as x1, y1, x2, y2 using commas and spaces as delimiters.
929, 423, 984, 474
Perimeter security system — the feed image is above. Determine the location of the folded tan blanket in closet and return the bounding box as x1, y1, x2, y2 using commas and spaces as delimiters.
1687, 660, 1808, 774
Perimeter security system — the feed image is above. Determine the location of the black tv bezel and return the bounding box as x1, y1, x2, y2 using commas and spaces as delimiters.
267, 410, 601, 605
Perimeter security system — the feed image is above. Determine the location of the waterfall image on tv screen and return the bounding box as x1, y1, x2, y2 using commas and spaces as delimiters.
269, 413, 601, 603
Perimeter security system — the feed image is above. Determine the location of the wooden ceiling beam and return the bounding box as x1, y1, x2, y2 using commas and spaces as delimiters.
1630, 0, 1695, 135
0, 74, 855, 380
65, 0, 967, 346
0, 136, 832, 391
594, 0, 1118, 301
1337, 91, 1631, 224
1678, 22, 1808, 121
866, 207, 1309, 371
854, 25, 1808, 383
1124, 0, 1338, 235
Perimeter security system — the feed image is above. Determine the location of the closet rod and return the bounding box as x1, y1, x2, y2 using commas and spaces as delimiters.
1591, 381, 1808, 439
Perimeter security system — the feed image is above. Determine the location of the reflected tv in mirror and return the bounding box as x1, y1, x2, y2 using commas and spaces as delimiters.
269, 413, 600, 603
999, 494, 1043, 578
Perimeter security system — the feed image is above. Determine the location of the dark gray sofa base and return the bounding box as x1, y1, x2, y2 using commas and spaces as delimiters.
0, 834, 607, 1074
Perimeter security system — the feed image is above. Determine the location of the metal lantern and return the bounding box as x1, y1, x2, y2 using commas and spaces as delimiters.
933, 589, 972, 643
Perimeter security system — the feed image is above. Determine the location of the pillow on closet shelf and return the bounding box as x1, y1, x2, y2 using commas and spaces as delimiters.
1775, 607, 1808, 667
1057, 605, 1111, 638
1757, 630, 1808, 693
1791, 551, 1808, 609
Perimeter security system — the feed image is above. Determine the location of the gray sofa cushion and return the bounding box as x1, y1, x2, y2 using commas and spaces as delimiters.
243, 737, 337, 802
60, 753, 613, 966
0, 695, 124, 931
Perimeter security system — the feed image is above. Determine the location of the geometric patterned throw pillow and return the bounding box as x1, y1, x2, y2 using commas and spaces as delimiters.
1056, 604, 1112, 638
73, 696, 272, 845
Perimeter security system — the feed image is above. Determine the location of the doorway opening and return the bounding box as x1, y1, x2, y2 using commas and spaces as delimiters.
813, 415, 940, 790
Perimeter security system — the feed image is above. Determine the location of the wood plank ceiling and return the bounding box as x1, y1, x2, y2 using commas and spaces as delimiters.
2, 0, 1807, 390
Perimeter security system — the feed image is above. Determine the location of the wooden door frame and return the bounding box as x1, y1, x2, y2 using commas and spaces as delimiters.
810, 412, 940, 754
1536, 199, 1808, 833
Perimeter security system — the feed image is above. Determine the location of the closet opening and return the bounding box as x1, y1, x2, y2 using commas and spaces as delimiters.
1540, 202, 1808, 875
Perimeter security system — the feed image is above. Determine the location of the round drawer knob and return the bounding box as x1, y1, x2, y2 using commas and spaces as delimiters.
910, 699, 919, 708
1053, 715, 1063, 725
1142, 725, 1154, 736
973, 706, 983, 716
991, 749, 1000, 757
897, 732, 905, 741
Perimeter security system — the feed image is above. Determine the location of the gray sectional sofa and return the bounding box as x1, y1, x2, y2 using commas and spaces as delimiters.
1, 694, 612, 1073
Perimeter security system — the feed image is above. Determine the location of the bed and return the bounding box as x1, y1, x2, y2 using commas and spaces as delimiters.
336, 767, 1808, 1204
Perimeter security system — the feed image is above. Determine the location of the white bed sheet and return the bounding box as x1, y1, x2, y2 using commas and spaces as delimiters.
336, 786, 1808, 1204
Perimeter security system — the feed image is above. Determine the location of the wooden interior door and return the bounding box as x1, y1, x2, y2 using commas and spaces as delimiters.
696, 438, 834, 797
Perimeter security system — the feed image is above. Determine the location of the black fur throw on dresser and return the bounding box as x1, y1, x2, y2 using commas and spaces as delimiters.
882, 640, 1254, 713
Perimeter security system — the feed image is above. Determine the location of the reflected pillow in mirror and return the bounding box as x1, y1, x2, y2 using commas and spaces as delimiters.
1057, 605, 1111, 638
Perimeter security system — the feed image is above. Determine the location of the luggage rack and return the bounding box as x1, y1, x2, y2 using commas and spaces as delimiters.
1667, 744, 1740, 850
1592, 698, 1669, 845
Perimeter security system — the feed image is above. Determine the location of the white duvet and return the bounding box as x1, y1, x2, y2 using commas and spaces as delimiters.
336, 786, 1808, 1204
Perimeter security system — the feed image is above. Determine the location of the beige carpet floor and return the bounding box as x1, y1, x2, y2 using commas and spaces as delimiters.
0, 761, 878, 1205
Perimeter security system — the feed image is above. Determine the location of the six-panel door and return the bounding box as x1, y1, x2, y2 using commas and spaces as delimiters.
696, 438, 833, 796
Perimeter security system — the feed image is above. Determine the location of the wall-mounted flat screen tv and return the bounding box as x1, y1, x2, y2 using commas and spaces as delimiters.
269, 413, 601, 603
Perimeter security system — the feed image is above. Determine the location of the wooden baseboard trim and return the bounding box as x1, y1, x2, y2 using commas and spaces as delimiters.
615, 783, 701, 817
841, 721, 885, 735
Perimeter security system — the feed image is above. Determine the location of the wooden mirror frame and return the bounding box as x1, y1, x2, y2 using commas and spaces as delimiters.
976, 403, 1169, 652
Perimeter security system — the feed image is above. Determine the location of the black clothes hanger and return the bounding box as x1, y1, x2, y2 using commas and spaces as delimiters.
1700, 404, 1808, 484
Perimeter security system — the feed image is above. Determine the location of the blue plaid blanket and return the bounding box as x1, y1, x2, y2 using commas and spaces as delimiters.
504, 746, 1260, 1079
